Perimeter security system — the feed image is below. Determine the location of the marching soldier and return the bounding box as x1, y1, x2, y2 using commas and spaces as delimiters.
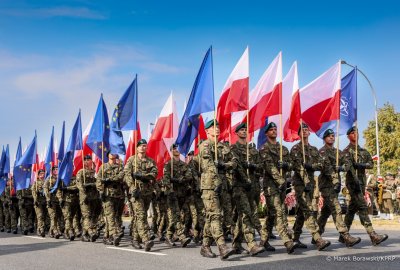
31, 169, 48, 237
44, 166, 62, 238
17, 184, 35, 235
96, 152, 125, 246
124, 139, 157, 252
342, 126, 388, 245
6, 177, 20, 234
259, 122, 298, 254
0, 186, 8, 232
2, 179, 12, 233
290, 123, 330, 250
230, 123, 265, 256
382, 172, 397, 220
76, 155, 102, 242
316, 129, 361, 247
198, 120, 235, 260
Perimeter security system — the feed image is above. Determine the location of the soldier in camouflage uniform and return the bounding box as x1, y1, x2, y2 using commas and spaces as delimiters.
342, 127, 388, 245
6, 178, 19, 234
382, 173, 396, 220
124, 139, 157, 251
115, 157, 125, 236
32, 170, 47, 237
229, 123, 265, 256
96, 152, 125, 246
17, 185, 35, 235
316, 129, 361, 247
259, 122, 298, 254
154, 180, 167, 241
44, 166, 62, 238
1, 179, 12, 233
57, 174, 80, 241
76, 155, 102, 242
198, 120, 235, 260
162, 144, 192, 247
290, 123, 330, 251
0, 189, 4, 232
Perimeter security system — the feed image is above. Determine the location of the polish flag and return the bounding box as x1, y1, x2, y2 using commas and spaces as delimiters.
247, 52, 282, 133
217, 47, 249, 140
299, 61, 341, 132
124, 122, 142, 164
147, 93, 179, 179
270, 61, 300, 142
73, 118, 93, 176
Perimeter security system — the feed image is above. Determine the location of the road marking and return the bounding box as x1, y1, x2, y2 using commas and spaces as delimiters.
24, 236, 46, 240
106, 246, 167, 256
324, 237, 339, 240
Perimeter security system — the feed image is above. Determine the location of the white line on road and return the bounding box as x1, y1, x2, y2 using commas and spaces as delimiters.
106, 246, 167, 256
24, 236, 47, 240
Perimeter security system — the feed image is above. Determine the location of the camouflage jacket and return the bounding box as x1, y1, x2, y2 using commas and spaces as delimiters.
343, 143, 373, 190
260, 140, 291, 195
17, 188, 33, 200
290, 142, 323, 186
31, 179, 46, 203
4, 183, 18, 204
124, 155, 157, 196
96, 162, 125, 198
229, 142, 257, 189
76, 168, 99, 201
56, 176, 79, 202
44, 176, 58, 202
187, 157, 201, 193
162, 159, 192, 197
198, 139, 238, 190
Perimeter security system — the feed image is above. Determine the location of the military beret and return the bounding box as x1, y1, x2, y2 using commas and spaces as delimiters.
204, 119, 218, 130
137, 139, 147, 147
297, 123, 309, 135
51, 165, 58, 170
38, 169, 45, 174
84, 155, 92, 160
235, 123, 247, 133
187, 150, 194, 156
170, 143, 178, 150
323, 129, 335, 139
264, 122, 277, 133
346, 126, 357, 135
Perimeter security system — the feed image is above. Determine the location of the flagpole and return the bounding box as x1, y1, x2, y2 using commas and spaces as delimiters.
101, 142, 104, 180
171, 94, 174, 180
246, 110, 250, 177
300, 119, 306, 164
279, 113, 283, 176
213, 112, 217, 162
336, 119, 340, 167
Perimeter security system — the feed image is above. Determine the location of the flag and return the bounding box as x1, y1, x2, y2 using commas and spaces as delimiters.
44, 126, 55, 178
300, 61, 341, 132
54, 111, 83, 190
87, 94, 110, 163
269, 61, 300, 142
194, 115, 207, 155
58, 121, 65, 163
14, 138, 22, 167
0, 147, 6, 195
73, 118, 94, 176
176, 47, 214, 155
14, 133, 37, 191
316, 68, 357, 138
217, 47, 249, 140
257, 117, 269, 149
124, 122, 142, 164
147, 93, 179, 179
248, 52, 282, 133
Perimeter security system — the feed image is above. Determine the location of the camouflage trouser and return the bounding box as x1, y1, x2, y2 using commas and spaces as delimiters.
0, 202, 4, 229
344, 190, 374, 233
166, 194, 187, 240
18, 198, 34, 231
34, 200, 47, 233
102, 197, 121, 238
193, 193, 205, 238
188, 194, 203, 238
220, 189, 234, 234
47, 200, 62, 235
156, 195, 168, 235
318, 188, 348, 235
2, 201, 10, 230
131, 193, 152, 243
116, 197, 125, 230
176, 195, 191, 235
201, 189, 225, 246
61, 196, 79, 235
280, 191, 289, 229
80, 199, 102, 235
261, 190, 292, 244
292, 185, 322, 241
246, 190, 262, 234
383, 198, 394, 214
231, 187, 257, 249
9, 199, 20, 230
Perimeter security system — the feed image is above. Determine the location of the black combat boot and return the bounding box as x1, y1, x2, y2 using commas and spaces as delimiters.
180, 237, 191, 247
0, 228, 4, 232
131, 240, 142, 249
23, 230, 28, 235
113, 236, 121, 247
218, 244, 235, 260
144, 240, 154, 252
260, 240, 275, 251
249, 244, 265, 256
293, 238, 307, 249
369, 231, 388, 246
29, 227, 35, 233
315, 238, 331, 251
284, 240, 298, 254
200, 245, 216, 258
12, 228, 18, 234
165, 237, 176, 247
233, 244, 249, 255
341, 233, 361, 247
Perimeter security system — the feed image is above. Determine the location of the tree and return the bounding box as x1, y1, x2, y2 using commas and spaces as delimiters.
363, 103, 400, 175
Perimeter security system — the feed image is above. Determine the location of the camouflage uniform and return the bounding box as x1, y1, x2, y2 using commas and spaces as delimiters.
154, 181, 168, 239
290, 142, 323, 242
0, 190, 7, 231
366, 174, 379, 215
76, 168, 102, 239
188, 156, 205, 242
260, 141, 293, 245
44, 176, 62, 237
162, 159, 192, 244
96, 162, 125, 242
220, 143, 235, 237
124, 155, 157, 246
5, 183, 19, 233
32, 178, 48, 235
342, 144, 374, 233
17, 188, 35, 233
382, 177, 397, 216
1, 187, 11, 232
57, 176, 80, 239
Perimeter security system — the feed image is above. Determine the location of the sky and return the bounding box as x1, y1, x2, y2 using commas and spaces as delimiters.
0, 0, 399, 160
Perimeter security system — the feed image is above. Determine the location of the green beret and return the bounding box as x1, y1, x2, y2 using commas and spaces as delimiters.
84, 155, 92, 160
297, 123, 309, 135
205, 119, 218, 129
187, 151, 194, 156
137, 139, 147, 147
264, 122, 277, 133
235, 123, 247, 133
346, 126, 356, 135
323, 129, 335, 139
170, 143, 178, 150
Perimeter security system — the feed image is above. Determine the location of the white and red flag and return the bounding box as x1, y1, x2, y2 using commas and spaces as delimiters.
124, 122, 142, 164
73, 118, 93, 176
217, 47, 249, 141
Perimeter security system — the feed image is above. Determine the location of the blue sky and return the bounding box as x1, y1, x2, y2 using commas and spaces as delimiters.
0, 0, 399, 159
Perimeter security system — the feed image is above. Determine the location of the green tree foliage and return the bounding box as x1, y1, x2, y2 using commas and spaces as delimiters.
363, 103, 400, 175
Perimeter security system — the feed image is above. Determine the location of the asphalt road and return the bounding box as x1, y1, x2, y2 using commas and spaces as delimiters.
1, 226, 399, 270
